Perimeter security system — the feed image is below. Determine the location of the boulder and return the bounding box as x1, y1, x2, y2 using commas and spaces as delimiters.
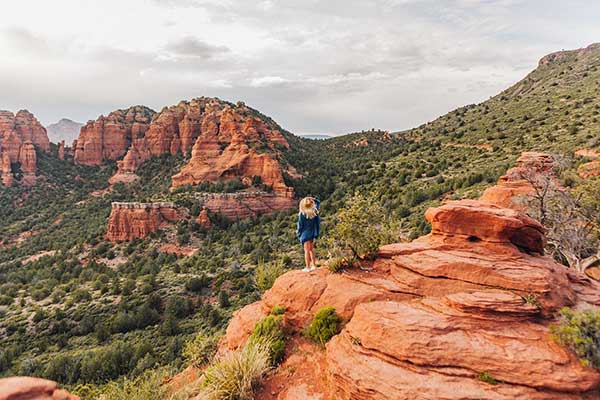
0, 377, 79, 400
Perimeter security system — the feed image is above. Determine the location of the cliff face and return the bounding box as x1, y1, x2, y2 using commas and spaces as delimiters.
200, 191, 295, 221
106, 202, 182, 242
73, 105, 155, 166
0, 110, 49, 187
75, 98, 293, 197
210, 154, 600, 400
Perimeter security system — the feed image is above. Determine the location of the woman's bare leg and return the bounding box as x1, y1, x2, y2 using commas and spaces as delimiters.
308, 241, 317, 266
303, 241, 311, 268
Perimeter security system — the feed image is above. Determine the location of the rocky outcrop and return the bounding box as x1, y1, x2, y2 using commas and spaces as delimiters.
195, 208, 212, 229
212, 158, 600, 400
199, 191, 295, 221
74, 106, 155, 166
0, 110, 49, 187
579, 160, 600, 179
78, 98, 293, 197
0, 376, 79, 400
19, 141, 37, 186
480, 152, 555, 209
58, 140, 65, 160
539, 43, 600, 66
1, 152, 13, 187
106, 202, 182, 242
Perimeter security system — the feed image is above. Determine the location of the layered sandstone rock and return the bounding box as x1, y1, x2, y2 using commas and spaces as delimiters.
0, 110, 49, 187
0, 110, 50, 187
19, 141, 37, 186
74, 106, 154, 166
84, 98, 292, 197
106, 202, 182, 242
480, 151, 555, 209
211, 157, 600, 400
1, 152, 13, 187
0, 376, 79, 400
199, 191, 295, 221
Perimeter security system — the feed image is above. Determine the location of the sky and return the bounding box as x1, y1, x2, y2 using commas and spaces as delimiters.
1, 0, 600, 135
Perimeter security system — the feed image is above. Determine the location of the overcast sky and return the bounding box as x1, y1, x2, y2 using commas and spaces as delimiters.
1, 0, 600, 135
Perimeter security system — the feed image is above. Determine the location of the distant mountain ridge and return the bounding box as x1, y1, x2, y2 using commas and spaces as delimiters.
46, 118, 83, 144
298, 134, 332, 140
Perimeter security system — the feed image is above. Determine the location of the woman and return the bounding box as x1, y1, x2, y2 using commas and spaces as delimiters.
297, 196, 320, 272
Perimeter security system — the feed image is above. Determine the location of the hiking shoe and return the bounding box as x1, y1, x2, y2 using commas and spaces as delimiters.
302, 267, 311, 272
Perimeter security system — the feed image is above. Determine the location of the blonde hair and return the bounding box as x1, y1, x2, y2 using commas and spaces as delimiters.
299, 197, 318, 219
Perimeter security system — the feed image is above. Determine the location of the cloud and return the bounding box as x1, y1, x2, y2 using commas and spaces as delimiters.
1, 0, 600, 134
164, 36, 229, 58
249, 76, 290, 87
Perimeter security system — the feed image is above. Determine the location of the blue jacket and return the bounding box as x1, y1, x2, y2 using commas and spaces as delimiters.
297, 198, 320, 244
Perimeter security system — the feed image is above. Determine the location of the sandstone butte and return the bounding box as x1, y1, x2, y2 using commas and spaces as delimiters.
0, 376, 79, 400
75, 98, 293, 193
0, 110, 50, 187
106, 202, 183, 242
168, 153, 600, 400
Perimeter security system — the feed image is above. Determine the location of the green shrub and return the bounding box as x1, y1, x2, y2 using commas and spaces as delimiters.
327, 256, 351, 273
270, 306, 286, 316
305, 307, 341, 345
98, 368, 169, 400
325, 193, 394, 260
477, 371, 500, 385
183, 333, 219, 368
254, 259, 285, 292
551, 307, 600, 370
185, 275, 209, 292
201, 340, 271, 400
249, 316, 286, 365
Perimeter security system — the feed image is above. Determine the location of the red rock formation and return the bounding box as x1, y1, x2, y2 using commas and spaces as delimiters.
0, 110, 49, 187
199, 191, 295, 221
1, 151, 13, 187
106, 202, 183, 242
211, 161, 600, 399
18, 141, 37, 186
195, 208, 212, 229
94, 98, 292, 197
0, 376, 79, 400
58, 140, 65, 160
579, 160, 600, 179
480, 151, 555, 209
74, 106, 154, 166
